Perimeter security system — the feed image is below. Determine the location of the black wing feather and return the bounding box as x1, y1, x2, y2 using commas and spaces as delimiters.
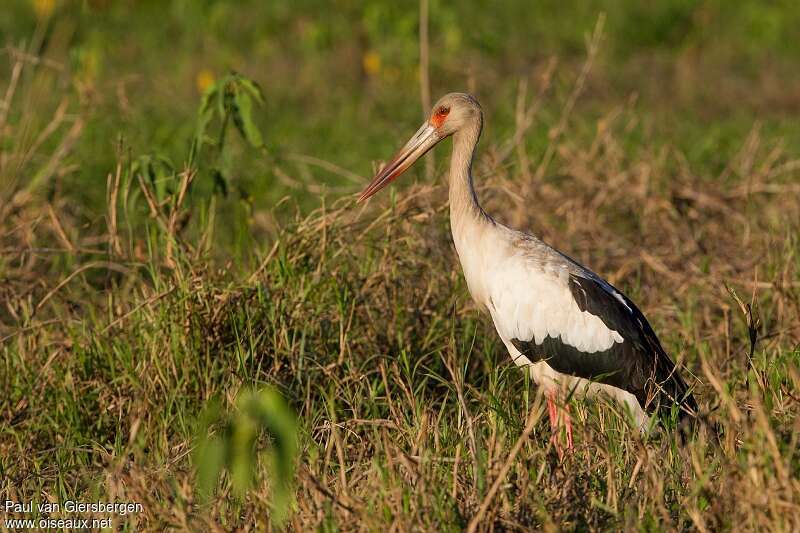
512, 273, 696, 421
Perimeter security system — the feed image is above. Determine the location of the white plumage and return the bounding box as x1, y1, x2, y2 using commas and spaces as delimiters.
452, 219, 648, 428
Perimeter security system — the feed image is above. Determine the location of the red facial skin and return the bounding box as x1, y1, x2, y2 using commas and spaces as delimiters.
430, 107, 449, 128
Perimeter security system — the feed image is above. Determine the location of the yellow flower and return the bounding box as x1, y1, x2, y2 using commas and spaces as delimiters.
196, 69, 215, 94
31, 0, 55, 19
362, 51, 381, 76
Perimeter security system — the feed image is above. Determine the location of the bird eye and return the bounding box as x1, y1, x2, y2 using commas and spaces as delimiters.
431, 105, 451, 128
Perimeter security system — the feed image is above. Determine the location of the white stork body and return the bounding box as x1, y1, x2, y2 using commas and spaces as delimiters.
359, 93, 696, 442
451, 199, 649, 428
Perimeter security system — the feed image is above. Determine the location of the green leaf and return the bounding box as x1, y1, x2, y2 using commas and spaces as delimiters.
198, 83, 218, 117
238, 77, 265, 105
232, 91, 264, 149
229, 413, 257, 496
245, 388, 298, 524
195, 438, 225, 500
192, 387, 297, 526
191, 85, 219, 165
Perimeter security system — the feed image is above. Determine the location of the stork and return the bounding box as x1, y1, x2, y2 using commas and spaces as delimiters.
358, 93, 697, 449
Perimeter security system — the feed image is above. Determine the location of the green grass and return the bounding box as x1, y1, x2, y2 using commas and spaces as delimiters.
2, 0, 800, 530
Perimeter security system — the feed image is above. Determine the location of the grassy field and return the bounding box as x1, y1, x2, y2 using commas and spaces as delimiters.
2, 1, 800, 530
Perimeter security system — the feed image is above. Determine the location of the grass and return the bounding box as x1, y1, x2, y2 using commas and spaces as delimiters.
2, 1, 800, 531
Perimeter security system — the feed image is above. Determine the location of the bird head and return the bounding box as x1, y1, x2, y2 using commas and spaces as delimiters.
357, 92, 482, 202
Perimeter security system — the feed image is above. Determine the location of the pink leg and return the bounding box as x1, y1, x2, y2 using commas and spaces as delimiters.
546, 390, 565, 460
546, 390, 574, 457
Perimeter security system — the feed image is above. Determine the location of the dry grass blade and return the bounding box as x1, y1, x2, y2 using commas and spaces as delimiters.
106, 161, 124, 256
725, 281, 763, 391
34, 261, 131, 315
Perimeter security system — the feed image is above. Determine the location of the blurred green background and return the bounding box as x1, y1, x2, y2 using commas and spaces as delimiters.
2, 0, 799, 226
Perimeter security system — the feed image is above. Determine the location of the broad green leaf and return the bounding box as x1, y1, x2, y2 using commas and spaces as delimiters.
238, 77, 265, 104
195, 438, 225, 500
229, 413, 257, 496
232, 91, 264, 149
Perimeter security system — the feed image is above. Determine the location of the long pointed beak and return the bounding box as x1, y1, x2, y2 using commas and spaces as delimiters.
358, 123, 440, 202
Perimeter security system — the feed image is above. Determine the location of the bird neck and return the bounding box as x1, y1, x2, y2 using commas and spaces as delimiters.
448, 116, 495, 309
449, 116, 489, 232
